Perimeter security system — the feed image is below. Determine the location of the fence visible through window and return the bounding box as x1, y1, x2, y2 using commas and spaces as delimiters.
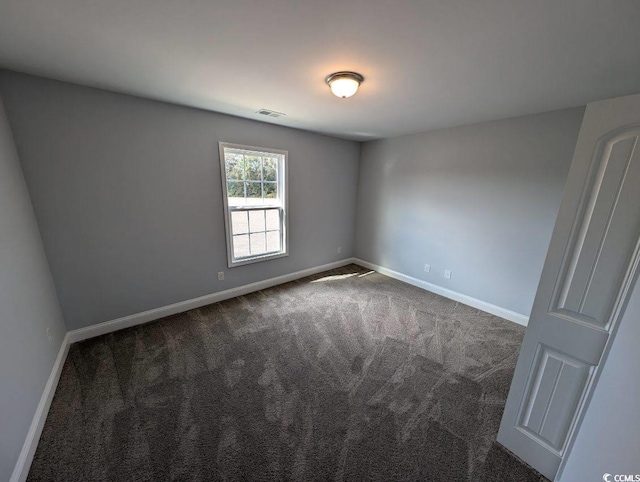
230, 207, 281, 259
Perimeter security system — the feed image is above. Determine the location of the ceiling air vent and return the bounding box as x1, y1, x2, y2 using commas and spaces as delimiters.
256, 108, 286, 118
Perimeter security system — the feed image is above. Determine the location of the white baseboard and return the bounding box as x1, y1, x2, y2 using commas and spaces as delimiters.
10, 334, 70, 482
67, 256, 527, 344
353, 258, 529, 326
68, 258, 357, 343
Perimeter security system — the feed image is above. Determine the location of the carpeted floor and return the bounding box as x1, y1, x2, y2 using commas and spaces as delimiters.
28, 264, 547, 481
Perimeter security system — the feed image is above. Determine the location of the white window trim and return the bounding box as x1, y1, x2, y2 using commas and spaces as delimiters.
218, 142, 289, 268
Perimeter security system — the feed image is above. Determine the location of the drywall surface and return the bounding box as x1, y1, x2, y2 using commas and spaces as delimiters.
0, 94, 66, 480
0, 71, 360, 330
559, 279, 640, 481
355, 107, 585, 317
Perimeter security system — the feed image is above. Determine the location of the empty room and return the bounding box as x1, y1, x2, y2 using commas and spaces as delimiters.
1, 1, 640, 481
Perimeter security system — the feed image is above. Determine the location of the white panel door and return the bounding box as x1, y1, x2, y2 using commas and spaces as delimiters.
498, 93, 640, 480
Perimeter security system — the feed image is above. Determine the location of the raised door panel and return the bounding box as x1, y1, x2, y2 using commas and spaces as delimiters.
518, 345, 590, 452
553, 131, 640, 327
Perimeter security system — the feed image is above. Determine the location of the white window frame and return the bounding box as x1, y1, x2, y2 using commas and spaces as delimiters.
219, 142, 289, 268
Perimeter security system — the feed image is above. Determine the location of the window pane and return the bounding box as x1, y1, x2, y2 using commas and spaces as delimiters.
263, 157, 277, 182
245, 181, 262, 205
250, 232, 266, 255
265, 209, 280, 231
231, 211, 249, 234
233, 234, 250, 259
227, 181, 245, 197
245, 155, 262, 181
249, 210, 266, 232
225, 154, 245, 180
263, 182, 277, 199
246, 181, 262, 198
266, 230, 281, 252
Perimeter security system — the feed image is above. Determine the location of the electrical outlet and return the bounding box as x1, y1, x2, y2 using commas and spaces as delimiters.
218, 271, 224, 281
444, 270, 452, 280
46, 327, 52, 344
337, 246, 342, 254
424, 264, 431, 273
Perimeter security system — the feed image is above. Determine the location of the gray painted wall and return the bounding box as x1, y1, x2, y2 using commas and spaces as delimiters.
0, 71, 360, 331
354, 107, 585, 317
0, 93, 67, 480
559, 279, 640, 481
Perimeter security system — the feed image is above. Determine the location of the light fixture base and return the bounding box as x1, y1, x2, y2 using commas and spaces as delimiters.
325, 71, 364, 85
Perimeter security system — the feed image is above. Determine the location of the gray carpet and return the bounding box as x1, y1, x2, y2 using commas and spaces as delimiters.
28, 264, 547, 481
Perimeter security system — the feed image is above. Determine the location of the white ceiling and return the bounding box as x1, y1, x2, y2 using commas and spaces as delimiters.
1, 0, 640, 141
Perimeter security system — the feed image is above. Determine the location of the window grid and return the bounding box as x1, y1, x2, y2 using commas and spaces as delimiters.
225, 155, 278, 205
230, 208, 281, 258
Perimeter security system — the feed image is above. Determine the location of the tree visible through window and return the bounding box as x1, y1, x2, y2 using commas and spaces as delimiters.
219, 143, 288, 266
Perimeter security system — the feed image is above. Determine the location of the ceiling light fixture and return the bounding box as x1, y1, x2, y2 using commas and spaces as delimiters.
325, 71, 364, 98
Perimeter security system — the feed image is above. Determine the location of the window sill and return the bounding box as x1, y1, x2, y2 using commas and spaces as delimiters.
228, 251, 289, 268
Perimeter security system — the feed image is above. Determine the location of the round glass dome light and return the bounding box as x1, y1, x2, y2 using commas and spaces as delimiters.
326, 72, 364, 98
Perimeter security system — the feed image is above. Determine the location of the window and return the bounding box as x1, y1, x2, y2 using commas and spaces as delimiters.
219, 142, 288, 267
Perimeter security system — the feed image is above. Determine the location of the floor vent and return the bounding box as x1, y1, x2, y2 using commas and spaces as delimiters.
256, 108, 286, 118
